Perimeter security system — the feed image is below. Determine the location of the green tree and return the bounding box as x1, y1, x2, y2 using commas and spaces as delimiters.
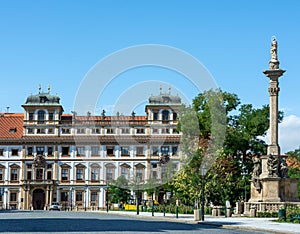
171, 89, 277, 206
108, 176, 130, 204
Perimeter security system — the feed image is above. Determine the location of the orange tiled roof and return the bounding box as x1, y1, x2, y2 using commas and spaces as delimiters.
0, 113, 24, 138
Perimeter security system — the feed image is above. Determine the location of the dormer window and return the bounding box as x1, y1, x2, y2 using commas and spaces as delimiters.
9, 128, 17, 133
40, 96, 46, 103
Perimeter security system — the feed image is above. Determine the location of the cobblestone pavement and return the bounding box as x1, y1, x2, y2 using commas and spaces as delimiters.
0, 210, 268, 234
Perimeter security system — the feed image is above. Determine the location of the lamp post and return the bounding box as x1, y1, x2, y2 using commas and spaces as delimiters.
84, 184, 87, 211
136, 176, 140, 215
241, 166, 248, 201
69, 187, 73, 211
200, 166, 208, 221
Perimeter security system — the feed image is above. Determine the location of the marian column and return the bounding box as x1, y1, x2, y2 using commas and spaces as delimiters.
263, 37, 285, 156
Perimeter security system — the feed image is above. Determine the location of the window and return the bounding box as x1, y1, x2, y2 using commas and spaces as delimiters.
27, 128, 34, 134
76, 168, 84, 181
27, 171, 32, 180
152, 128, 159, 134
10, 168, 18, 181
37, 110, 45, 123
47, 171, 52, 180
162, 110, 169, 121
161, 146, 169, 155
62, 128, 70, 134
9, 128, 16, 133
47, 164, 52, 169
36, 147, 44, 155
61, 168, 69, 181
10, 192, 17, 202
77, 147, 85, 156
47, 147, 53, 156
121, 128, 130, 134
91, 167, 100, 181
49, 112, 54, 121
76, 191, 83, 202
27, 164, 32, 169
29, 112, 34, 121
172, 146, 178, 155
173, 128, 179, 134
173, 112, 177, 120
61, 191, 68, 202
91, 146, 99, 156
11, 149, 18, 156
136, 147, 144, 156
106, 147, 114, 156
153, 112, 158, 120
0, 149, 3, 156
121, 165, 129, 179
36, 168, 43, 180
135, 165, 144, 181
136, 128, 145, 134
91, 128, 101, 134
91, 191, 97, 202
121, 147, 129, 156
152, 147, 158, 156
106, 128, 114, 134
106, 165, 115, 180
48, 128, 54, 134
37, 128, 45, 134
0, 168, 3, 181
62, 147, 69, 156
77, 128, 85, 134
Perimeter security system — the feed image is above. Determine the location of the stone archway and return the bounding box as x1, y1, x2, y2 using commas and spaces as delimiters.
32, 189, 45, 210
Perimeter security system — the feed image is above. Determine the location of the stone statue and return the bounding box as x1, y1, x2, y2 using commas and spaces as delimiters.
267, 154, 278, 177
252, 156, 261, 178
270, 37, 278, 61
279, 157, 289, 178
269, 37, 279, 69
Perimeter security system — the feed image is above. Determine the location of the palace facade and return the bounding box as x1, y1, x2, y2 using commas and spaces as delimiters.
0, 88, 182, 210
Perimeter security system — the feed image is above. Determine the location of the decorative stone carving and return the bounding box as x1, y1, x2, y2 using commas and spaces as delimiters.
34, 155, 46, 168
279, 157, 289, 178
252, 156, 261, 178
268, 87, 280, 96
267, 154, 279, 177
252, 156, 262, 191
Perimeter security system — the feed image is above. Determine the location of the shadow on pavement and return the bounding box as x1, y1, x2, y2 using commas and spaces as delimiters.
0, 218, 234, 232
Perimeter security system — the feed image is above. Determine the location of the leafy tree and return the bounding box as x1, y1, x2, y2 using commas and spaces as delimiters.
108, 176, 131, 204
171, 89, 277, 206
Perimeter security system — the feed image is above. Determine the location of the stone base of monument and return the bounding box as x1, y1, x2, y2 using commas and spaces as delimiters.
249, 177, 299, 203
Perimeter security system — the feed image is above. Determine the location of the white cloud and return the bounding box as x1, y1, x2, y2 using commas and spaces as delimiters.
261, 115, 300, 154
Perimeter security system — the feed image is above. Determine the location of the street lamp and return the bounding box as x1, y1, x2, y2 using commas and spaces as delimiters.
200, 166, 208, 221
136, 176, 140, 215
69, 187, 73, 211
84, 184, 88, 211
241, 166, 248, 201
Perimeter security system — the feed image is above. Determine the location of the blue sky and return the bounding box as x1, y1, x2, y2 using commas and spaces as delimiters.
0, 1, 300, 152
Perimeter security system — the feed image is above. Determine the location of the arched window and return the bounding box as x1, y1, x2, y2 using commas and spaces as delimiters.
162, 110, 169, 121
105, 163, 115, 181
37, 110, 45, 122
120, 164, 130, 180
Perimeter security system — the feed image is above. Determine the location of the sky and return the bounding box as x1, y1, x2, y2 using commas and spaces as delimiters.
0, 0, 300, 153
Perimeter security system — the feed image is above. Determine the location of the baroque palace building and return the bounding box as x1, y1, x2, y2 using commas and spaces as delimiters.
0, 87, 182, 210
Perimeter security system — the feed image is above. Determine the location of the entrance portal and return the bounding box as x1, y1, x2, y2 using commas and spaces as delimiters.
32, 189, 45, 210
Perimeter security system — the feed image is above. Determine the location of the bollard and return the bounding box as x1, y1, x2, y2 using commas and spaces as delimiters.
176, 205, 178, 219
152, 204, 154, 216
